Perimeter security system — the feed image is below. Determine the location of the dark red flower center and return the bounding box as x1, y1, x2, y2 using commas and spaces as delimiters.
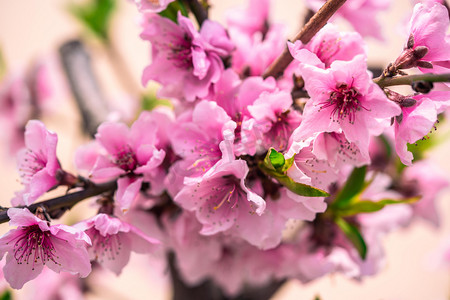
320, 83, 367, 124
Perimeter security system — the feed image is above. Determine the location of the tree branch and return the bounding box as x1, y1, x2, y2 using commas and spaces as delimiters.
59, 40, 109, 137
373, 73, 450, 88
0, 180, 117, 224
183, 0, 208, 27
262, 0, 347, 79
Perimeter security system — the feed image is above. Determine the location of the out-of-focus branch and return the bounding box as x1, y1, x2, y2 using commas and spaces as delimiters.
59, 40, 109, 137
262, 0, 347, 79
183, 0, 208, 26
0, 180, 117, 224
373, 73, 450, 88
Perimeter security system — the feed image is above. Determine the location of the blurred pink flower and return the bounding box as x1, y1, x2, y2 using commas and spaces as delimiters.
288, 23, 367, 69
305, 0, 390, 40
132, 0, 175, 13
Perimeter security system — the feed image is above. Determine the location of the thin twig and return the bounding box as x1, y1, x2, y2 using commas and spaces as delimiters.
0, 180, 117, 224
373, 73, 450, 88
262, 0, 347, 79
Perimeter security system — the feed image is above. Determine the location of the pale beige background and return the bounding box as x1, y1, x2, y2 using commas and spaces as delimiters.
0, 0, 450, 299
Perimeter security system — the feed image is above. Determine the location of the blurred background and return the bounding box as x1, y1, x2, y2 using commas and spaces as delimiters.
0, 0, 450, 299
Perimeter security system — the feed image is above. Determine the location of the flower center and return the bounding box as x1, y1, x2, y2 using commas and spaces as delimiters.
167, 34, 193, 69
115, 147, 138, 171
11, 225, 60, 270
320, 83, 366, 124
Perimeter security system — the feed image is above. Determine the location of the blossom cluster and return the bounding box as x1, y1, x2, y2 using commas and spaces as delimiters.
0, 0, 449, 297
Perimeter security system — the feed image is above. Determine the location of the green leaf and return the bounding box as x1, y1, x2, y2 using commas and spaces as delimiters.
335, 217, 367, 260
336, 196, 421, 217
333, 166, 366, 208
68, 0, 117, 42
159, 0, 188, 23
259, 149, 329, 197
259, 163, 329, 197
0, 290, 12, 300
141, 93, 172, 111
269, 148, 285, 170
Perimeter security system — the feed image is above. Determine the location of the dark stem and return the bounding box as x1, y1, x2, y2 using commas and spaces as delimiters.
262, 0, 347, 79
183, 0, 208, 27
373, 73, 450, 88
59, 40, 109, 137
0, 180, 117, 224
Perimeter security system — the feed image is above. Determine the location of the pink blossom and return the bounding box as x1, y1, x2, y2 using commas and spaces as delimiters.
76, 213, 159, 275
141, 12, 234, 101
229, 24, 286, 76
247, 90, 301, 152
170, 100, 236, 178
288, 23, 367, 69
211, 69, 277, 155
0, 208, 91, 289
75, 111, 165, 211
132, 0, 175, 13
0, 62, 56, 155
396, 2, 450, 72
289, 55, 401, 160
12, 120, 61, 206
313, 132, 369, 168
165, 212, 293, 296
24, 268, 84, 300
174, 155, 290, 249
394, 98, 437, 165
401, 160, 448, 227
305, 0, 390, 40
226, 0, 269, 36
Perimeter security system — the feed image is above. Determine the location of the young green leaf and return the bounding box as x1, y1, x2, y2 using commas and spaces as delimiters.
159, 0, 188, 23
0, 290, 11, 300
68, 0, 117, 42
335, 217, 367, 260
336, 196, 420, 217
333, 166, 366, 208
141, 93, 172, 111
268, 148, 285, 170
259, 163, 329, 197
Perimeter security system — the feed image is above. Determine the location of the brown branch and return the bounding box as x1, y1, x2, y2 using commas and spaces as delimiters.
59, 40, 109, 137
373, 73, 450, 89
0, 180, 117, 224
262, 0, 347, 79
183, 0, 208, 26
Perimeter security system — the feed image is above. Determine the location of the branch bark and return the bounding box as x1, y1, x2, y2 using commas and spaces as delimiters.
0, 180, 117, 224
183, 0, 208, 27
59, 40, 109, 137
262, 0, 347, 79
373, 73, 450, 88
